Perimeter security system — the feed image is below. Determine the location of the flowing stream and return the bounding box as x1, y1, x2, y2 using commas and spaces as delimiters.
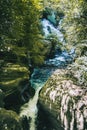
19, 17, 74, 130
20, 87, 41, 130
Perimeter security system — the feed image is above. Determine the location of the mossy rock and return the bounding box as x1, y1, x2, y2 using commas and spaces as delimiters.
0, 63, 29, 95
76, 43, 87, 57
0, 63, 29, 81
0, 63, 30, 109
0, 108, 22, 130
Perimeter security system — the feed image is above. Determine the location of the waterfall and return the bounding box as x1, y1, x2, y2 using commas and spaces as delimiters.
20, 87, 41, 130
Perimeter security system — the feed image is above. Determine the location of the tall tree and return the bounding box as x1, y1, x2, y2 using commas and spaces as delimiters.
22, 0, 45, 66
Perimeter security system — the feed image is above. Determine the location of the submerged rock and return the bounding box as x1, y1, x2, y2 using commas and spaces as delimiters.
39, 56, 87, 130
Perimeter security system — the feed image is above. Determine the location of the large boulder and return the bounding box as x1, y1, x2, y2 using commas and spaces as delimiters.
39, 56, 87, 130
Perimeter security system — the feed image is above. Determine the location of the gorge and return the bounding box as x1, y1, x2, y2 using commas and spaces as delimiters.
0, 0, 87, 130
19, 14, 75, 130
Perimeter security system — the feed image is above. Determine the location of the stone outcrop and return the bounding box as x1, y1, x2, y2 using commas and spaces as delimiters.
39, 56, 87, 130
0, 63, 30, 107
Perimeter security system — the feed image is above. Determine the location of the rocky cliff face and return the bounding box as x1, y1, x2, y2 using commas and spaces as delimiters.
0, 45, 35, 129
39, 56, 87, 130
0, 63, 31, 107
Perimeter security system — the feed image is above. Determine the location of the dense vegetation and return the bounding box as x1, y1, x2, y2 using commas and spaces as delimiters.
0, 0, 86, 67
0, 0, 46, 67
44, 0, 87, 54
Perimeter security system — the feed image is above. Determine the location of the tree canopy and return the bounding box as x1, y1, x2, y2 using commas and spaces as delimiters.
0, 0, 45, 67
0, 0, 87, 67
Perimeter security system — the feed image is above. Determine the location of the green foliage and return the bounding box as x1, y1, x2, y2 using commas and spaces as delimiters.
46, 0, 87, 53
0, 0, 45, 67
58, 0, 87, 48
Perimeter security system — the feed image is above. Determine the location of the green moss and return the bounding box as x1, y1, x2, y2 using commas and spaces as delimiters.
0, 77, 28, 96
0, 63, 29, 97
0, 62, 31, 112
0, 64, 29, 80
0, 108, 22, 130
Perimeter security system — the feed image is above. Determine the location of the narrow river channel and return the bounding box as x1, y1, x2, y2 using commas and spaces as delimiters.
19, 17, 74, 130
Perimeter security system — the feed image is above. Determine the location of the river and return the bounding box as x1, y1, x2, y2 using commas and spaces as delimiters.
19, 17, 74, 130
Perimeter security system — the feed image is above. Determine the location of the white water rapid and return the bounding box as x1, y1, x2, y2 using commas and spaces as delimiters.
42, 18, 64, 42
20, 87, 41, 130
